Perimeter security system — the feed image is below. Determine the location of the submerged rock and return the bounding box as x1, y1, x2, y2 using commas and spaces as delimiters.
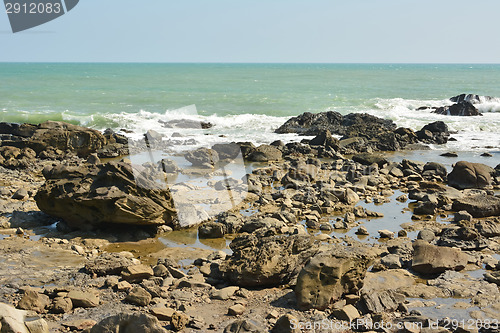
35, 162, 177, 230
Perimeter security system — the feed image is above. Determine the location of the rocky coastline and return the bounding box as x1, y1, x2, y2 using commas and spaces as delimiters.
0, 108, 499, 333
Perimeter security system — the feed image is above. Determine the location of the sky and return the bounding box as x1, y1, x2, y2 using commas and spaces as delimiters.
0, 0, 499, 63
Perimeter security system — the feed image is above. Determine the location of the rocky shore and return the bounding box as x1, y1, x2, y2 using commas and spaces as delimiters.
0, 111, 499, 333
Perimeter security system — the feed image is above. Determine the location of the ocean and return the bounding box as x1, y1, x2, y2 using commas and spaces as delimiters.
1, 63, 499, 152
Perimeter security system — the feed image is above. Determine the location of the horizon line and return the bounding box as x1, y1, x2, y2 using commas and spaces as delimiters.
1, 61, 500, 65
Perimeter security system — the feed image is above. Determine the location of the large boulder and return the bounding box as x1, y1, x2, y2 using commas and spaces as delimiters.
448, 161, 495, 189
0, 302, 49, 333
0, 121, 107, 157
452, 194, 500, 218
219, 234, 319, 287
35, 162, 176, 230
411, 240, 469, 274
294, 245, 375, 310
90, 313, 166, 333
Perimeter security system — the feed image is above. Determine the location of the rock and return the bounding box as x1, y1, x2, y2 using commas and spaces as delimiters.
211, 286, 239, 300
145, 129, 163, 142
171, 311, 190, 331
332, 304, 360, 321
308, 129, 339, 149
228, 304, 246, 316
342, 188, 360, 205
224, 319, 263, 333
416, 121, 449, 144
50, 297, 73, 314
295, 245, 375, 310
87, 153, 101, 165
271, 314, 301, 333
448, 161, 494, 189
17, 288, 50, 312
360, 289, 405, 313
220, 234, 319, 287
353, 153, 388, 167
0, 302, 29, 333
150, 307, 175, 321
11, 188, 28, 200
476, 220, 500, 237
454, 210, 473, 222
452, 194, 500, 218
35, 162, 177, 229
0, 121, 107, 157
85, 253, 136, 276
246, 145, 282, 162
212, 143, 241, 160
117, 281, 132, 291
159, 159, 179, 173
411, 240, 469, 274
441, 151, 458, 157
381, 254, 402, 269
125, 286, 152, 306
198, 222, 225, 239
160, 119, 213, 129
422, 162, 447, 178
355, 226, 369, 235
67, 290, 100, 308
121, 264, 154, 282
378, 230, 394, 239
62, 319, 97, 331
24, 318, 49, 333
484, 271, 500, 286
450, 93, 493, 104
185, 147, 219, 168
417, 230, 435, 242
413, 201, 437, 215
433, 101, 482, 116
90, 313, 167, 333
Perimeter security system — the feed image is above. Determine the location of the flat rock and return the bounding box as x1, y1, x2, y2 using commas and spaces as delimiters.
67, 290, 100, 308
121, 264, 154, 282
452, 194, 500, 218
411, 240, 469, 274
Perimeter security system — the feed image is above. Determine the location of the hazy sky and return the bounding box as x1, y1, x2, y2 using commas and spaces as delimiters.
1, 0, 499, 63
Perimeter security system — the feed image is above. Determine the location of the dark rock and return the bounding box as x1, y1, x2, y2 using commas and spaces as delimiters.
452, 194, 500, 218
198, 222, 225, 238
308, 129, 338, 149
450, 93, 493, 104
35, 162, 177, 230
448, 161, 494, 189
272, 315, 301, 333
422, 162, 447, 178
352, 153, 388, 167
433, 101, 482, 116
224, 319, 264, 333
416, 121, 449, 144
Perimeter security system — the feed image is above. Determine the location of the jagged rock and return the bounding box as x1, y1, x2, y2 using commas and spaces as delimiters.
411, 240, 469, 274
0, 121, 107, 157
125, 287, 152, 306
220, 234, 319, 287
185, 147, 219, 168
450, 94, 494, 104
416, 121, 449, 144
452, 194, 500, 218
360, 290, 405, 314
433, 101, 482, 116
90, 313, 167, 333
308, 129, 339, 149
294, 245, 375, 310
35, 162, 177, 229
17, 288, 50, 313
448, 161, 494, 189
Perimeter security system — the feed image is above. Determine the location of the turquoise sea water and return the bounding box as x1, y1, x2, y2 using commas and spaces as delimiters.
1, 63, 500, 151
